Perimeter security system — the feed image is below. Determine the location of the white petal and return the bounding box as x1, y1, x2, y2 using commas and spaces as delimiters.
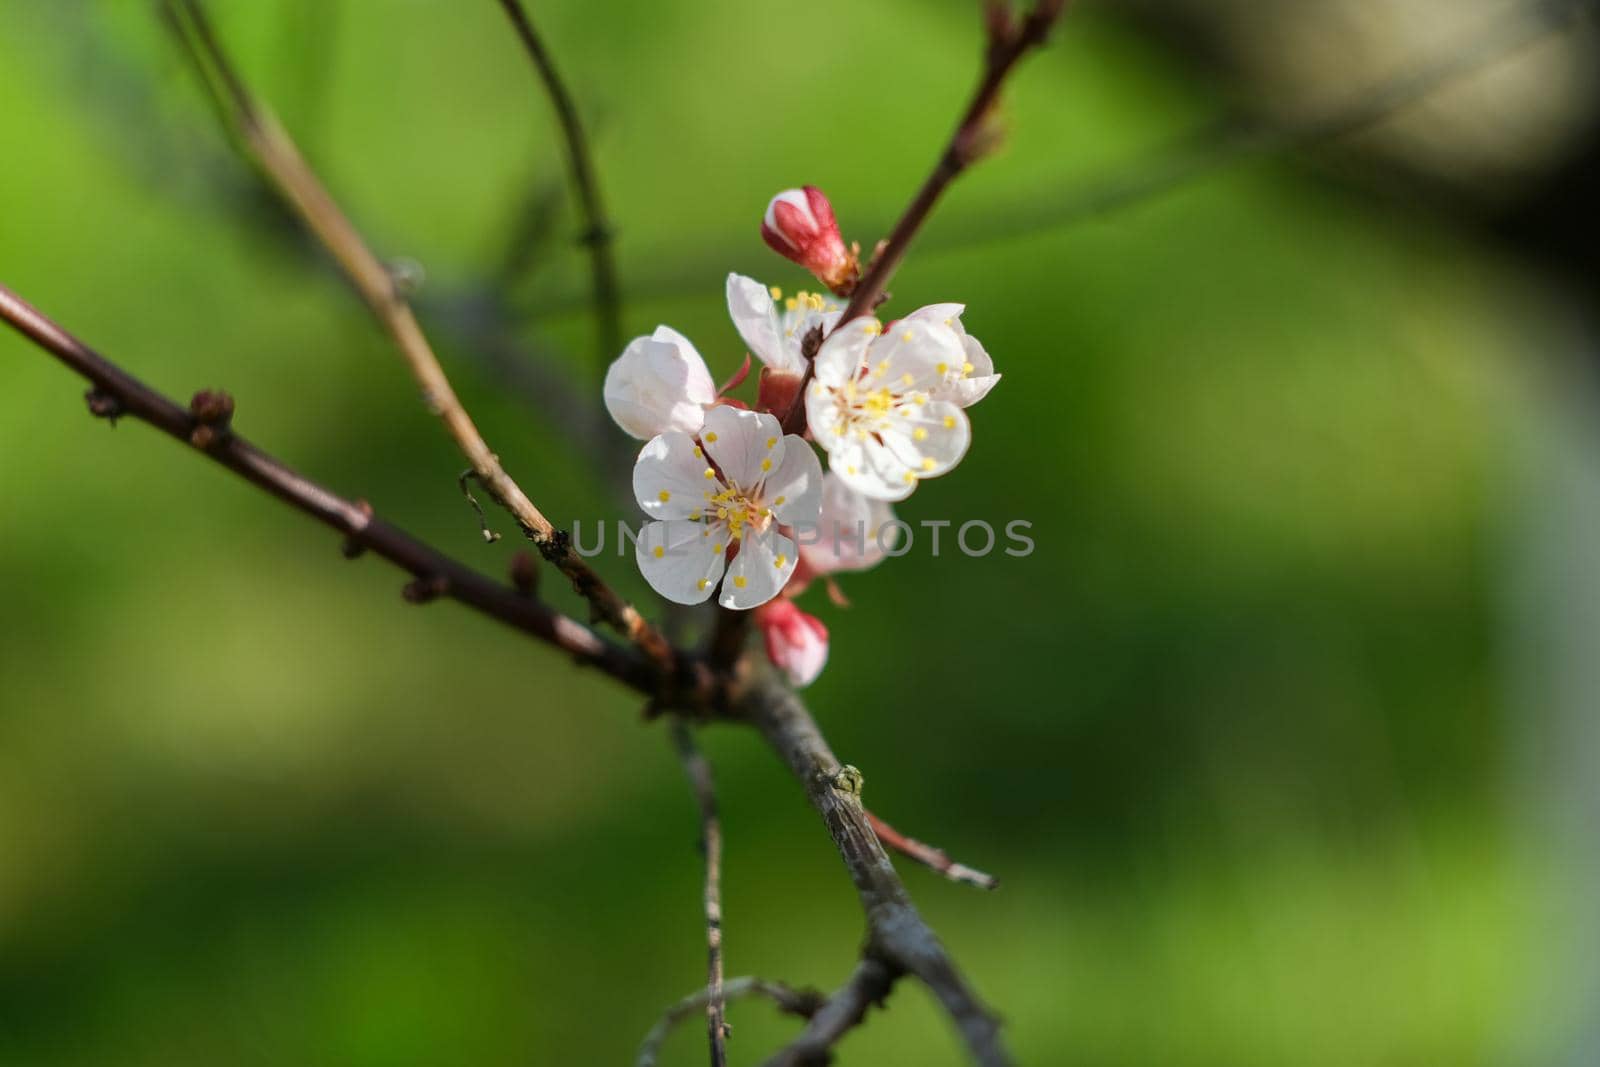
904, 302, 966, 328
865, 318, 964, 394
700, 405, 784, 491
930, 331, 1000, 407
801, 473, 897, 574
804, 383, 849, 451
761, 436, 823, 527
636, 519, 726, 605
827, 438, 916, 502
604, 333, 712, 439
633, 432, 720, 518
718, 529, 797, 610
811, 318, 877, 388
881, 400, 970, 480
726, 274, 800, 373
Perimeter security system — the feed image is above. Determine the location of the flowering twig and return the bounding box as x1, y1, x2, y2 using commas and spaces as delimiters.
779, 0, 1065, 434
162, 0, 676, 673
669, 720, 729, 1066
0, 282, 659, 696
867, 809, 1000, 892
636, 976, 824, 1067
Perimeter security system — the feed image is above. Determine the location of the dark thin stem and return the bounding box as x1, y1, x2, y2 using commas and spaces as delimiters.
492, 0, 622, 368
0, 282, 658, 696
671, 720, 728, 1067
779, 0, 1065, 434
867, 809, 1000, 891
637, 976, 823, 1067
758, 958, 898, 1067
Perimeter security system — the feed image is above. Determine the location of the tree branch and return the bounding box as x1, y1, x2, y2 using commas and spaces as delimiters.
0, 282, 659, 697
162, 0, 675, 673
780, 0, 1065, 434
637, 976, 824, 1067
759, 957, 898, 1067
670, 720, 729, 1067
867, 810, 999, 892
739, 677, 1010, 1066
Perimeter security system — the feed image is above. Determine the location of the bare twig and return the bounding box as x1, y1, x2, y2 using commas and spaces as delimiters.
741, 677, 1010, 1065
670, 720, 729, 1067
780, 0, 1066, 434
162, 0, 676, 673
637, 976, 824, 1067
759, 957, 898, 1067
867, 810, 1000, 892
0, 282, 659, 696
491, 0, 623, 371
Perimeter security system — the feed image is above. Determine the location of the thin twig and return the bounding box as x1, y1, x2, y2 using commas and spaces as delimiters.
867, 809, 1000, 891
0, 282, 659, 696
758, 957, 898, 1067
779, 0, 1066, 434
162, 0, 676, 673
637, 976, 823, 1067
670, 720, 729, 1067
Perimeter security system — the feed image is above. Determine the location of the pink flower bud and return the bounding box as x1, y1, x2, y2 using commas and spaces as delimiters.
761, 187, 859, 295
755, 599, 830, 687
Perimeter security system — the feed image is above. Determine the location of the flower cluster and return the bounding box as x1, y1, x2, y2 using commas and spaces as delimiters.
602, 187, 1000, 685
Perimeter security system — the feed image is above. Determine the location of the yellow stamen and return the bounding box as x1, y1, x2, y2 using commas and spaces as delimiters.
733, 575, 748, 589
652, 546, 665, 558
658, 490, 671, 502
705, 432, 719, 443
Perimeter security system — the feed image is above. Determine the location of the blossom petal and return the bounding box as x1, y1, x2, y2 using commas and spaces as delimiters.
635, 519, 726, 605
932, 332, 1000, 407
718, 528, 797, 610
701, 405, 784, 491
811, 317, 878, 388
633, 432, 719, 519
604, 331, 714, 439
827, 438, 916, 502
726, 274, 800, 373
864, 318, 964, 394
881, 400, 970, 480
904, 302, 966, 326
800, 473, 897, 574
761, 435, 823, 527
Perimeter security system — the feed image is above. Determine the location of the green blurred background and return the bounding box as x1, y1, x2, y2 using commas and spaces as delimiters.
3, 1, 1598, 1064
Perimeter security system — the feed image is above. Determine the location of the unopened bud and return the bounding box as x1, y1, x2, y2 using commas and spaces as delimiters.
760, 186, 859, 295
755, 599, 829, 688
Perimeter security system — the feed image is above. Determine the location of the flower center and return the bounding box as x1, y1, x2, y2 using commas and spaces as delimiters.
708, 485, 770, 541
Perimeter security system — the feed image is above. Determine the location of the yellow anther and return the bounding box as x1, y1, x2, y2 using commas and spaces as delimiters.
694, 446, 703, 458
658, 490, 671, 502
921, 458, 936, 471
901, 331, 914, 342
864, 321, 882, 335
761, 458, 772, 472
766, 436, 777, 448
712, 543, 723, 554
774, 495, 786, 506
943, 415, 956, 429
936, 363, 948, 376
901, 373, 914, 386
962, 362, 974, 375
653, 546, 665, 558
697, 578, 710, 591
874, 361, 889, 377
688, 510, 702, 520
847, 465, 858, 475
785, 297, 798, 312
913, 428, 927, 441
773, 554, 788, 569
703, 468, 716, 480
769, 285, 782, 300
733, 575, 748, 589
705, 432, 719, 443
903, 472, 916, 483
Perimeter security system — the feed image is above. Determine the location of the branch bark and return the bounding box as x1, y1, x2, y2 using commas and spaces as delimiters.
670, 720, 729, 1067
0, 282, 658, 697
867, 810, 1000, 892
637, 976, 823, 1067
163, 0, 675, 673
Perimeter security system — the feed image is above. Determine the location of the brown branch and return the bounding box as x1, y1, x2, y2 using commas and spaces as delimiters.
491, 0, 622, 368
0, 282, 660, 697
867, 810, 1000, 892
670, 720, 729, 1067
637, 976, 824, 1067
780, 0, 1066, 434
740, 677, 1011, 1065
162, 0, 675, 673
759, 957, 898, 1067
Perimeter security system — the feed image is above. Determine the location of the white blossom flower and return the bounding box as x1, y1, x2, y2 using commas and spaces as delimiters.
726, 273, 845, 375
903, 303, 1001, 407
756, 599, 829, 687
603, 325, 716, 439
803, 315, 976, 501
633, 405, 822, 609
799, 472, 899, 575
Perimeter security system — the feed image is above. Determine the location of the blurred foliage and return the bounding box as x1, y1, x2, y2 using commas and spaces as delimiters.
0, 1, 1592, 1064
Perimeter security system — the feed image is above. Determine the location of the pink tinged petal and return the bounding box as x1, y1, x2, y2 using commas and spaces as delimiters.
725, 273, 799, 372
700, 405, 784, 491
759, 600, 830, 687
718, 528, 798, 610
881, 400, 970, 480
828, 438, 916, 502
636, 519, 727, 605
801, 473, 897, 575
811, 319, 876, 388
650, 325, 717, 405
762, 435, 823, 527
633, 432, 720, 518
604, 333, 712, 439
